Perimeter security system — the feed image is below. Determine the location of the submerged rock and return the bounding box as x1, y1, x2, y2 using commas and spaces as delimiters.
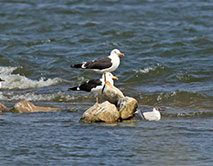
13, 100, 61, 113
80, 101, 120, 123
118, 97, 138, 120
0, 103, 10, 113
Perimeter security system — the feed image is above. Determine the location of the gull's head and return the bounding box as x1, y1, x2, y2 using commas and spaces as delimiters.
110, 49, 125, 57
102, 72, 118, 86
153, 107, 164, 112
105, 72, 118, 80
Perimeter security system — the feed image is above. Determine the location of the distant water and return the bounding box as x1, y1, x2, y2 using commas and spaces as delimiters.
0, 0, 213, 165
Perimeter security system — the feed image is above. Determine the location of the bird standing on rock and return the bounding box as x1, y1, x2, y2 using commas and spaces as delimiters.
68, 72, 118, 102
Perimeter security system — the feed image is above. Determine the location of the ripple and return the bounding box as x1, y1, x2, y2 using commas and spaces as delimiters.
100, 30, 135, 38
140, 90, 213, 110
175, 73, 207, 83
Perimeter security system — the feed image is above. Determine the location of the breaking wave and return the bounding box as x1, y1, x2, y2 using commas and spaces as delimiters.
0, 66, 62, 90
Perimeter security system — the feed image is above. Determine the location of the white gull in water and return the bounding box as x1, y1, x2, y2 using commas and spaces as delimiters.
68, 72, 118, 102
135, 107, 164, 121
71, 49, 124, 73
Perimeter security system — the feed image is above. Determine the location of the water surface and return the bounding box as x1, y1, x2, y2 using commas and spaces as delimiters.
0, 0, 213, 165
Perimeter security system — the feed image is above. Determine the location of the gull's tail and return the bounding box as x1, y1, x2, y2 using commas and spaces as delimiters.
68, 87, 79, 91
70, 64, 83, 68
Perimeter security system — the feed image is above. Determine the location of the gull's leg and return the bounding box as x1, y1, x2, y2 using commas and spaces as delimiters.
104, 72, 106, 83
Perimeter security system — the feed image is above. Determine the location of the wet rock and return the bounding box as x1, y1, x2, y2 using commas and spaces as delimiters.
80, 101, 120, 123
80, 84, 139, 123
118, 97, 138, 120
102, 84, 124, 105
13, 100, 61, 113
0, 103, 10, 113
80, 96, 138, 123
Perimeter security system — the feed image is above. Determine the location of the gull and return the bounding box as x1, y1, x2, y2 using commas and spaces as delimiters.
135, 107, 164, 121
68, 72, 118, 102
71, 49, 124, 73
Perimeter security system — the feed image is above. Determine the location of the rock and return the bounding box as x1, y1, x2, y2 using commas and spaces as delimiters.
118, 97, 138, 120
0, 103, 10, 113
80, 83, 139, 123
13, 100, 61, 113
102, 84, 124, 105
80, 101, 120, 123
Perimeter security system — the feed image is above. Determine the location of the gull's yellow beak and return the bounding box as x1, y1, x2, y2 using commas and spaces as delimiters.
112, 76, 118, 80
119, 52, 125, 56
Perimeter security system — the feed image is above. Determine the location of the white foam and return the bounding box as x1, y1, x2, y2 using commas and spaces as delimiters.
0, 91, 78, 101
0, 66, 62, 90
137, 64, 164, 74
139, 66, 155, 73
0, 66, 18, 75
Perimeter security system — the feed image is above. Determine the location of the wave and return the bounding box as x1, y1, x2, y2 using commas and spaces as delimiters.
0, 66, 62, 90
136, 63, 168, 74
172, 111, 213, 118
122, 64, 173, 84
176, 73, 205, 83
0, 91, 71, 101
0, 91, 95, 102
140, 90, 213, 110
137, 65, 162, 74
159, 109, 213, 118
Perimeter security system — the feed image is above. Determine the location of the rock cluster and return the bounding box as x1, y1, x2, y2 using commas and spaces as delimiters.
80, 84, 138, 123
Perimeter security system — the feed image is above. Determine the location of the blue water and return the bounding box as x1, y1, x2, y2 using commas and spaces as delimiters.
1, 112, 212, 166
0, 0, 213, 165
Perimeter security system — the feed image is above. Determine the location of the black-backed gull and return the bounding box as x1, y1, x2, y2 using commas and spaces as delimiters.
71, 49, 124, 73
68, 72, 118, 102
